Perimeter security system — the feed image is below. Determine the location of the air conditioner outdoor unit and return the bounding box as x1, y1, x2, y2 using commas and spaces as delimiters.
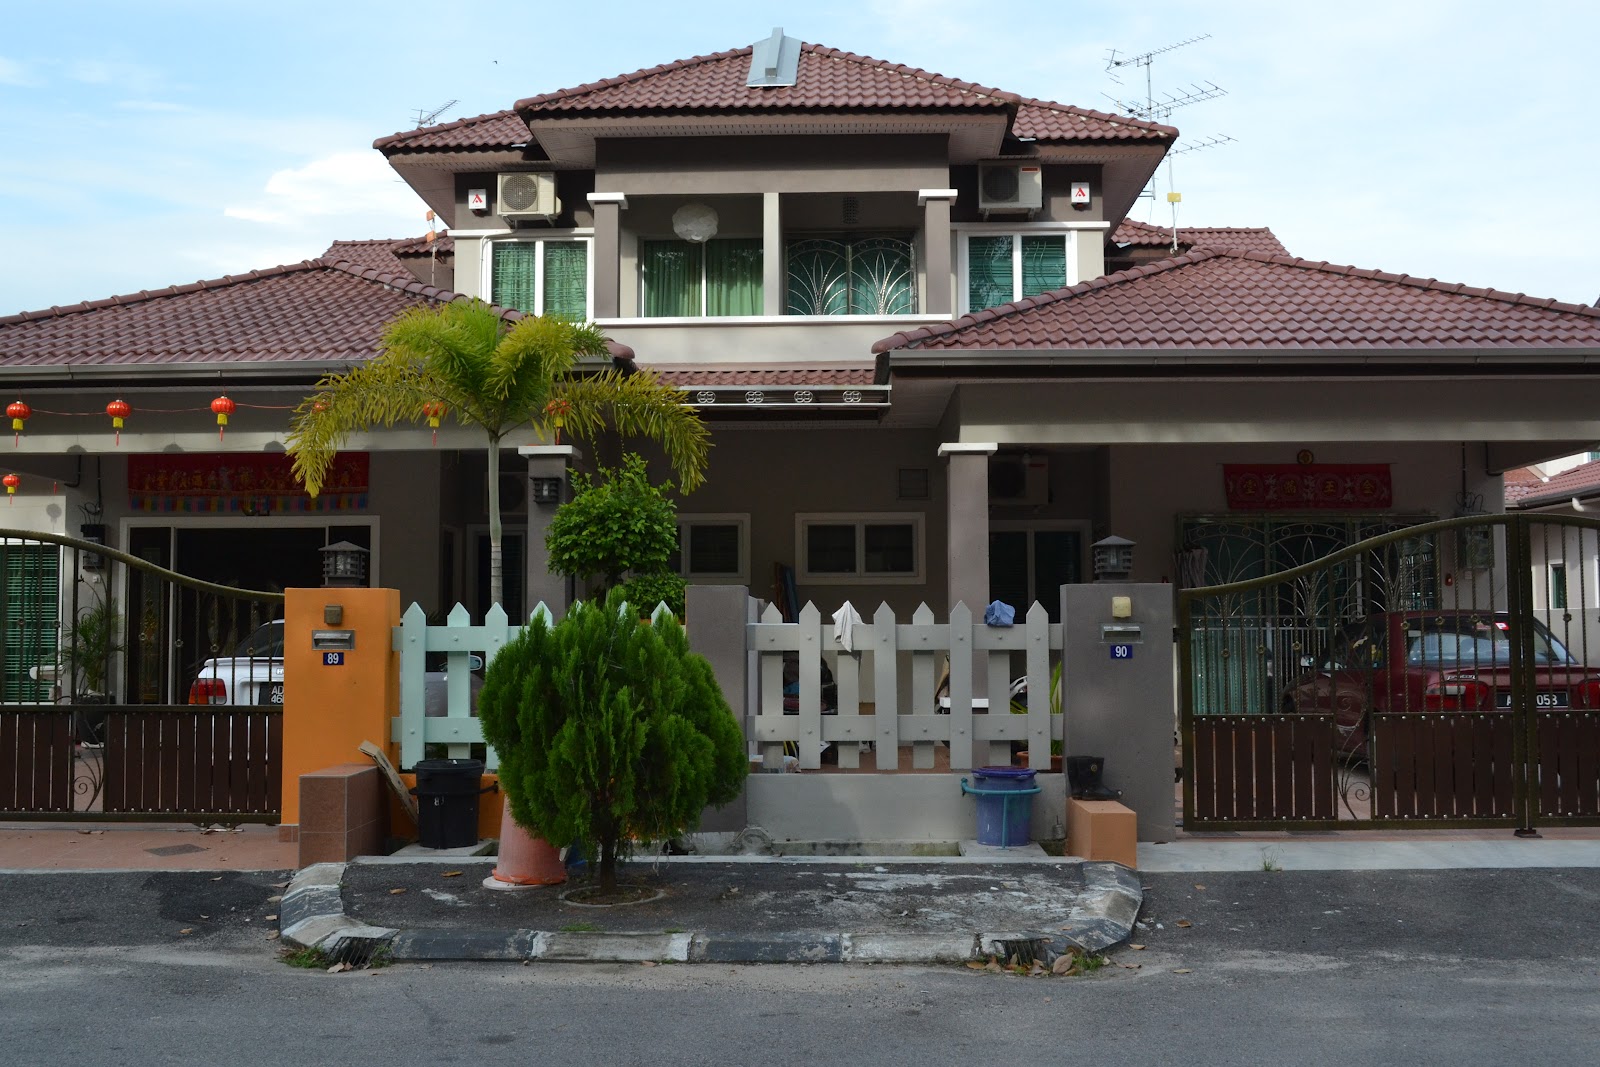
989, 454, 1049, 506
978, 164, 1043, 213
488, 472, 529, 516
496, 172, 561, 221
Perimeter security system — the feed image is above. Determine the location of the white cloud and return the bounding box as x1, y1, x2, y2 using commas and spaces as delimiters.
224, 151, 425, 227
0, 56, 36, 86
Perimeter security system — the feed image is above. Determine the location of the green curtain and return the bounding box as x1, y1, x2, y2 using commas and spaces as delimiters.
705, 238, 763, 316
490, 243, 540, 314
1021, 236, 1067, 297
968, 235, 1014, 311
642, 240, 702, 316
542, 242, 588, 320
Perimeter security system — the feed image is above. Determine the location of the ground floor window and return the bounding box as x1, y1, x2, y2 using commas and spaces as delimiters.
1, 544, 58, 702
1549, 561, 1569, 609
671, 515, 749, 582
796, 513, 923, 583
989, 524, 1086, 622
490, 239, 590, 320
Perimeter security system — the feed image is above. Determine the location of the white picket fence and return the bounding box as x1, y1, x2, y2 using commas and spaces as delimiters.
390, 602, 522, 770
749, 600, 1063, 771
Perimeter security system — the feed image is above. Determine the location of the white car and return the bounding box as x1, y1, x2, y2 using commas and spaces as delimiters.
188, 619, 482, 713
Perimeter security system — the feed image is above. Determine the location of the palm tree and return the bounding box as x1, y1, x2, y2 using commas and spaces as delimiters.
286, 301, 709, 607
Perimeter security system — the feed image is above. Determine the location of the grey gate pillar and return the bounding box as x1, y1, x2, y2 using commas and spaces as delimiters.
519, 444, 582, 619
1060, 582, 1178, 841
686, 584, 756, 833
941, 442, 997, 695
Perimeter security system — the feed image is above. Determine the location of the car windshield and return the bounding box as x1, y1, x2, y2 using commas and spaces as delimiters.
234, 621, 285, 659
1404, 616, 1575, 667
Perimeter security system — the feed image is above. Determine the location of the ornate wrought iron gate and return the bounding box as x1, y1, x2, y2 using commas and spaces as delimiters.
0, 531, 284, 822
1180, 515, 1600, 832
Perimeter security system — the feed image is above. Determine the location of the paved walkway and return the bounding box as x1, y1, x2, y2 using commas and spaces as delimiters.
0, 822, 296, 872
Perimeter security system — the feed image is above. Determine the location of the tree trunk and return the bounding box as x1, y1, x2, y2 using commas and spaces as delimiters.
598, 837, 619, 895
486, 432, 503, 609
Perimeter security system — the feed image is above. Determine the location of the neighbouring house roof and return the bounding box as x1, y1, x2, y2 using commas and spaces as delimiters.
322, 239, 414, 275
874, 249, 1600, 355
1111, 218, 1289, 256
377, 42, 1174, 155
0, 258, 629, 373
1506, 460, 1600, 509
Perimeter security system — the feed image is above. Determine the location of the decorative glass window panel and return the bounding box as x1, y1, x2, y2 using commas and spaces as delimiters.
1020, 236, 1067, 297
785, 236, 915, 315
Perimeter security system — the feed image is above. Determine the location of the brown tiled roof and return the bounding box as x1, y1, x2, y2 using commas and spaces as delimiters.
0, 258, 634, 368
375, 110, 529, 153
875, 249, 1600, 353
648, 363, 877, 387
323, 236, 454, 272
514, 43, 1172, 139
392, 234, 454, 258
1506, 460, 1600, 509
1112, 218, 1288, 255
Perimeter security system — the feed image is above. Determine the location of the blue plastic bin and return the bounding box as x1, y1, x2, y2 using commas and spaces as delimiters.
963, 766, 1040, 847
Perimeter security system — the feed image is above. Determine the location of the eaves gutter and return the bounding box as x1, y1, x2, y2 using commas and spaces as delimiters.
0, 360, 355, 385
883, 347, 1600, 378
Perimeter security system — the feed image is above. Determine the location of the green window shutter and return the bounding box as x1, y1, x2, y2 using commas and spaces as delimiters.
968, 235, 1014, 310
490, 243, 540, 313
1020, 236, 1067, 297
642, 240, 703, 316
705, 238, 763, 316
542, 242, 588, 320
2, 546, 59, 702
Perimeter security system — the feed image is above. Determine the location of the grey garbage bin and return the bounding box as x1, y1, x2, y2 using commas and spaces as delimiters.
411, 758, 487, 849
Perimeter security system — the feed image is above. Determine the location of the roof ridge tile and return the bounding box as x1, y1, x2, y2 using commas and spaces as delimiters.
374, 108, 519, 150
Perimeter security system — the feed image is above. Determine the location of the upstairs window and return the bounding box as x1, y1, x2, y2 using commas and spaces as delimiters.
491, 239, 589, 320
786, 235, 916, 316
965, 234, 1069, 313
641, 239, 763, 317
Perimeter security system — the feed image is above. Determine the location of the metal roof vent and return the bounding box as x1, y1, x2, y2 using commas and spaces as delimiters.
747, 27, 800, 88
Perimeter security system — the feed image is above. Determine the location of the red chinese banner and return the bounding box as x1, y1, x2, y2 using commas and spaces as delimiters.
1224, 464, 1392, 511
128, 453, 369, 514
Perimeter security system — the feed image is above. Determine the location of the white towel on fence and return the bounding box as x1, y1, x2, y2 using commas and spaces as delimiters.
832, 601, 865, 653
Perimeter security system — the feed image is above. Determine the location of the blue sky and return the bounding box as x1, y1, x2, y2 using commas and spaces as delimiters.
2, 1, 1596, 315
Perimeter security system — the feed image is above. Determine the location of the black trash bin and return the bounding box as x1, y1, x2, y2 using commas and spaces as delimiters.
411, 758, 487, 849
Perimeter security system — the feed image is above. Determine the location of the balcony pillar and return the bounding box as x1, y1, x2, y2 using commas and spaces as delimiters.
762, 191, 783, 316
587, 192, 627, 319
919, 189, 958, 317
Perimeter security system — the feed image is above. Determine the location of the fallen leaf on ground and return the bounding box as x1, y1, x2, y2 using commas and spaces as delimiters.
640, 960, 658, 967
198, 915, 209, 920
1194, 884, 1206, 891
178, 929, 193, 935
441, 870, 463, 878
1130, 943, 1146, 950
983, 960, 1003, 973
264, 914, 277, 921
1122, 963, 1142, 970
266, 932, 280, 940
389, 888, 407, 895
1175, 920, 1192, 928
1173, 968, 1192, 974
966, 961, 987, 970
327, 962, 353, 973
1051, 956, 1077, 975
210, 876, 223, 882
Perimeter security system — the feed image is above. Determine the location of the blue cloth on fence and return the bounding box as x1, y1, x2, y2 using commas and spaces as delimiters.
984, 600, 1016, 627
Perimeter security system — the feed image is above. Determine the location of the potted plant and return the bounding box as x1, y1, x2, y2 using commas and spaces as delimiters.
545, 453, 686, 617
63, 594, 121, 745
1010, 658, 1064, 771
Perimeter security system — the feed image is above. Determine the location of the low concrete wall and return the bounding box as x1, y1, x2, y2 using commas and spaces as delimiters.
745, 772, 1067, 844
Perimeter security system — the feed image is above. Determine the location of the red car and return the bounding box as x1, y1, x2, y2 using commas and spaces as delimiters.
1282, 610, 1600, 757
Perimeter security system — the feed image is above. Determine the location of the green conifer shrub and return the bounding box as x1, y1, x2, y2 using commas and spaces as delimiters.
478, 587, 746, 894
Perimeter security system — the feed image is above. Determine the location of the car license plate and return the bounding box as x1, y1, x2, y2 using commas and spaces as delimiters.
1494, 691, 1569, 709
258, 682, 284, 706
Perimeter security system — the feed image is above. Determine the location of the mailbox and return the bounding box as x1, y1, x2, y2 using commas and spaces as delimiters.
1100, 623, 1143, 644
311, 629, 356, 652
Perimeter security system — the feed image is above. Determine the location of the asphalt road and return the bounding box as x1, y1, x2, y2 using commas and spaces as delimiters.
0, 867, 1595, 1066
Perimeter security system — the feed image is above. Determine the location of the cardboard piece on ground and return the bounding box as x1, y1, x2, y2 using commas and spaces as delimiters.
359, 740, 418, 825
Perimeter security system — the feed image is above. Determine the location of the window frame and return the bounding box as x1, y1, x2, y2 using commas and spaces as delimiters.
956, 225, 1080, 315
795, 512, 925, 585
672, 513, 751, 583
482, 234, 594, 319
639, 236, 764, 319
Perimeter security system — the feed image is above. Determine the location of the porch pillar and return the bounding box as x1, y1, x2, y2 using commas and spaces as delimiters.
519, 444, 582, 619
762, 191, 783, 316
686, 585, 757, 832
939, 441, 996, 613
918, 189, 958, 316
586, 192, 627, 319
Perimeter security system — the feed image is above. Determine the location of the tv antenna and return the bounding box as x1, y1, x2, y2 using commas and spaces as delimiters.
412, 100, 459, 128
1103, 34, 1235, 243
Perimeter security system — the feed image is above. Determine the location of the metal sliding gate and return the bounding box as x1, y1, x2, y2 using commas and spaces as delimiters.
0, 531, 284, 823
1181, 515, 1600, 832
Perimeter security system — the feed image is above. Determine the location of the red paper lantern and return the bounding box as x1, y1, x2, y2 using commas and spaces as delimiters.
211, 395, 235, 441
106, 399, 131, 446
6, 400, 29, 446
421, 401, 446, 446
2, 473, 18, 503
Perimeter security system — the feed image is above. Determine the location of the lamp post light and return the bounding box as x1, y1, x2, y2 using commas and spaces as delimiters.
320, 541, 370, 588
1092, 535, 1136, 582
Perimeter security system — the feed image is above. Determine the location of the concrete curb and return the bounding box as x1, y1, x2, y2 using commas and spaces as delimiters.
281, 859, 1144, 965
